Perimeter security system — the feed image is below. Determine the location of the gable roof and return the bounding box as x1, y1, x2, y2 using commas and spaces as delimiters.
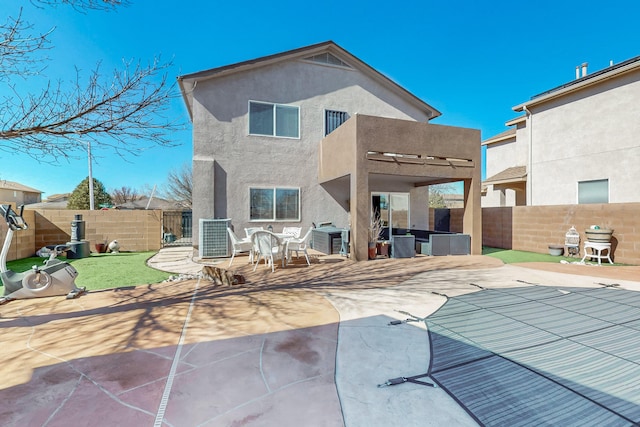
177, 41, 441, 121
25, 200, 68, 209
45, 193, 70, 202
483, 165, 527, 185
513, 55, 640, 112
0, 180, 42, 194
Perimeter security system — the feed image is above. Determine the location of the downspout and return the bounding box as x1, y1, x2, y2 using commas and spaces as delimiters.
523, 105, 532, 205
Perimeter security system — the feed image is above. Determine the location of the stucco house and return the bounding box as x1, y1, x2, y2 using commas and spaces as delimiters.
483, 56, 640, 207
178, 41, 482, 260
0, 180, 42, 206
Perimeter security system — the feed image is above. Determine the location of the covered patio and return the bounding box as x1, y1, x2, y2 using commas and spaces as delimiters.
318, 114, 482, 261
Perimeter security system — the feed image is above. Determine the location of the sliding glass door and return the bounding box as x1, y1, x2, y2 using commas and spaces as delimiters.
372, 192, 410, 230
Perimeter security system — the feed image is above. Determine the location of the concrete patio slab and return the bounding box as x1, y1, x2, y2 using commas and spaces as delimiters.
1, 249, 639, 426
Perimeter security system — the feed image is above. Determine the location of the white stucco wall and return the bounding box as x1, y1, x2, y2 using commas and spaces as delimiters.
482, 126, 528, 207
485, 140, 517, 178
528, 71, 640, 205
190, 58, 433, 245
483, 140, 515, 207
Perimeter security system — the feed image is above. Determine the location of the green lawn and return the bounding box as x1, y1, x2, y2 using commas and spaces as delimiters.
482, 247, 626, 266
2, 252, 172, 291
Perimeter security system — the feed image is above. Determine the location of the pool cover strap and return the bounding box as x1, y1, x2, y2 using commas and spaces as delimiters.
378, 373, 436, 388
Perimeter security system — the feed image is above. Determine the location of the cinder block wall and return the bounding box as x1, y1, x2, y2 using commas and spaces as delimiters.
32, 209, 162, 255
0, 209, 37, 261
481, 203, 640, 265
482, 207, 513, 249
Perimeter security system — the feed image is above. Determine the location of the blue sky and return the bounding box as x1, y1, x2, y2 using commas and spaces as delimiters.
2, 0, 639, 198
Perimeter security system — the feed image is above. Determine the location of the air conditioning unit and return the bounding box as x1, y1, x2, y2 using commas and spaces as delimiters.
199, 218, 231, 258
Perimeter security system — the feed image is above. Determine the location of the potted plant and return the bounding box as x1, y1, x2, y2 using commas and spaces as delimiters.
95, 237, 108, 253
368, 217, 383, 260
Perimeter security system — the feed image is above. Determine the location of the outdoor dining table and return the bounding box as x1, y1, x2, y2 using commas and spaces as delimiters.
274, 233, 296, 259
250, 231, 298, 269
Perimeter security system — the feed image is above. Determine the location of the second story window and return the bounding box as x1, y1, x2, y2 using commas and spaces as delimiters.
249, 101, 299, 138
325, 110, 349, 136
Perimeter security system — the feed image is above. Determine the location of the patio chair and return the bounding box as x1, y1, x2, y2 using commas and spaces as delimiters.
286, 227, 313, 266
227, 227, 253, 267
282, 226, 302, 238
244, 227, 264, 239
251, 230, 285, 272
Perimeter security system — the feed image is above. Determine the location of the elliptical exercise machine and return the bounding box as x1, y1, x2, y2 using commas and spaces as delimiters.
0, 204, 86, 304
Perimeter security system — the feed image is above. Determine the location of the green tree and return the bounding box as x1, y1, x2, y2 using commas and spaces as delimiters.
67, 177, 112, 209
429, 190, 447, 208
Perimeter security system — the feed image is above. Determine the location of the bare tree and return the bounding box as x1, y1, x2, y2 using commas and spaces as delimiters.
0, 1, 181, 160
0, 8, 51, 80
32, 0, 130, 11
111, 186, 140, 204
429, 183, 458, 208
163, 162, 192, 209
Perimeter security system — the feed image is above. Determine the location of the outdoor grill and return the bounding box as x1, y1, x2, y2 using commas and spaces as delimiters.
312, 224, 344, 255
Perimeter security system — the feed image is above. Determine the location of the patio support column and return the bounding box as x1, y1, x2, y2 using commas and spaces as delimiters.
192, 157, 215, 253
350, 169, 370, 261
463, 177, 482, 255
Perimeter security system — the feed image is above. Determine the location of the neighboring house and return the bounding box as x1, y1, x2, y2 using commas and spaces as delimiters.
443, 194, 465, 209
115, 196, 184, 211
178, 41, 482, 260
0, 180, 42, 206
483, 56, 640, 206
25, 193, 69, 209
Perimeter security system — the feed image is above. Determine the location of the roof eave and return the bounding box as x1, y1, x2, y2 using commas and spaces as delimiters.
482, 177, 527, 186
513, 58, 640, 112
482, 133, 516, 146
177, 41, 441, 121
177, 78, 194, 121
505, 115, 526, 126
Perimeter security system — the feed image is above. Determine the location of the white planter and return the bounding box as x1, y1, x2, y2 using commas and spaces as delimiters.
548, 245, 564, 256
585, 229, 613, 243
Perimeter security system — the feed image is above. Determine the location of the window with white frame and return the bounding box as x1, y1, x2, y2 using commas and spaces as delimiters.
250, 187, 300, 221
249, 101, 299, 138
325, 110, 349, 136
578, 179, 609, 204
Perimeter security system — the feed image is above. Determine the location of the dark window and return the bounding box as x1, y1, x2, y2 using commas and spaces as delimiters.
325, 110, 349, 136
250, 187, 300, 221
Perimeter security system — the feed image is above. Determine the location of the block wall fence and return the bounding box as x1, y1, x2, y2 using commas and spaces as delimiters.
430, 203, 638, 265
474, 203, 639, 265
0, 208, 163, 261
1, 205, 638, 265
